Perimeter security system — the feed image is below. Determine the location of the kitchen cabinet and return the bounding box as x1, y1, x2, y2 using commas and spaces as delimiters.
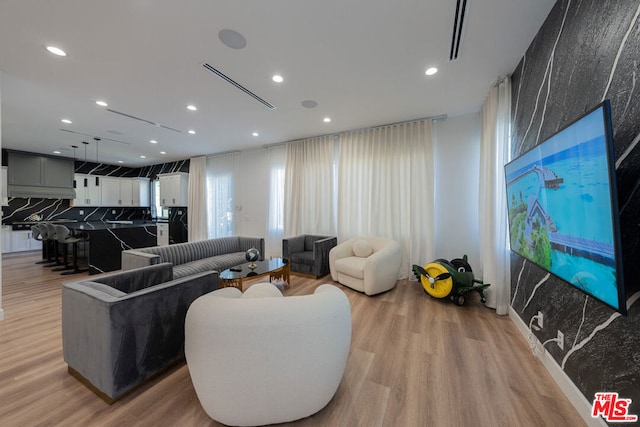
1, 226, 12, 253
159, 173, 188, 207
8, 151, 74, 188
157, 222, 169, 246
2, 166, 8, 205
75, 176, 149, 207
8, 229, 42, 253
100, 177, 121, 206
73, 174, 102, 206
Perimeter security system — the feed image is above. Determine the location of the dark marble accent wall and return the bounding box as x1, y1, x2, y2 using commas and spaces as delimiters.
74, 158, 189, 178
1, 159, 189, 224
510, 0, 640, 419
168, 207, 188, 244
2, 198, 150, 224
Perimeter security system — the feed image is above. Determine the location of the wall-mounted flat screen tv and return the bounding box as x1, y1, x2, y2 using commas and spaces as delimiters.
505, 100, 626, 314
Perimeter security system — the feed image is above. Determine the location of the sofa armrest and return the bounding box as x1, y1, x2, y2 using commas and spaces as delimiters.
283, 235, 305, 258
94, 262, 173, 293
121, 249, 161, 270
363, 242, 402, 295
329, 238, 357, 281
313, 236, 337, 255
62, 270, 219, 400
237, 237, 265, 260
313, 237, 337, 276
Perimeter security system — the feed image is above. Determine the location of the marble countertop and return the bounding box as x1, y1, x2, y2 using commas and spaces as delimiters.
67, 221, 157, 231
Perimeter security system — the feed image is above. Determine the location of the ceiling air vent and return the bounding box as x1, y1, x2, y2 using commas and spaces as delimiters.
449, 0, 468, 61
106, 109, 182, 133
202, 63, 277, 110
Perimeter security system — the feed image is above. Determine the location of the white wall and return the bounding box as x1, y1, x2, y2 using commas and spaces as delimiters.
432, 112, 482, 276
1, 71, 4, 320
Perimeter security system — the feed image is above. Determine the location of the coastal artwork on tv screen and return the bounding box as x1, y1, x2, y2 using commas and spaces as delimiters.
505, 101, 625, 313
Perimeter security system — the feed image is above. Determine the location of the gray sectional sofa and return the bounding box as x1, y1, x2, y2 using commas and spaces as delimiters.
121, 236, 265, 279
62, 262, 218, 402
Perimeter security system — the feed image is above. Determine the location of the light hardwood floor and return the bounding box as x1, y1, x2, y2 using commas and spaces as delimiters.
0, 252, 586, 427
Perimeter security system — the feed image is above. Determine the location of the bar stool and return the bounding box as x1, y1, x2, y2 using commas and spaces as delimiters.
54, 224, 88, 275
45, 223, 68, 270
31, 225, 50, 264
38, 222, 60, 267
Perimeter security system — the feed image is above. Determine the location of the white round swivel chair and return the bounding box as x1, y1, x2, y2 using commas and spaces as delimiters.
185, 283, 352, 426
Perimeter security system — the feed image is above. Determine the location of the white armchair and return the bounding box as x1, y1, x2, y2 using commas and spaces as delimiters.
185, 283, 352, 426
329, 236, 401, 296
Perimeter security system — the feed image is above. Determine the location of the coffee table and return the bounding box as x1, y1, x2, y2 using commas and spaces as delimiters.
219, 258, 290, 290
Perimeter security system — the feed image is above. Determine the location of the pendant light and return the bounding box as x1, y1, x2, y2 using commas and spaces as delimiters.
94, 137, 101, 164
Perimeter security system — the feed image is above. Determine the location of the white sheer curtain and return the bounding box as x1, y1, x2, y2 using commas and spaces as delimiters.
187, 156, 207, 242
206, 152, 239, 239
284, 135, 336, 237
479, 77, 512, 315
337, 119, 435, 278
266, 145, 286, 258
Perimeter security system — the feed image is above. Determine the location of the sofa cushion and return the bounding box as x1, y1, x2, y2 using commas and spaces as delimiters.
289, 250, 314, 265
334, 256, 366, 279
353, 240, 373, 258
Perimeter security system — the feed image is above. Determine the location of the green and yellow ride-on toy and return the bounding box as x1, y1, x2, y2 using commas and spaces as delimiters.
412, 255, 490, 306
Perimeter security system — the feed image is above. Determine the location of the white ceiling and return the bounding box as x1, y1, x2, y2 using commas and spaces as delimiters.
0, 0, 555, 167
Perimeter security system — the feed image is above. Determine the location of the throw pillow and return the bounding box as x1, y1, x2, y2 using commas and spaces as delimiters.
353, 239, 373, 258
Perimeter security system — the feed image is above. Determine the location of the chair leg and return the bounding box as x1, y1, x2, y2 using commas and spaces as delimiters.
35, 241, 51, 264
41, 240, 60, 267
52, 243, 72, 272
61, 242, 88, 275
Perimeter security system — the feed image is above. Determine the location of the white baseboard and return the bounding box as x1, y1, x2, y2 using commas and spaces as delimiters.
0, 308, 4, 321
509, 307, 607, 427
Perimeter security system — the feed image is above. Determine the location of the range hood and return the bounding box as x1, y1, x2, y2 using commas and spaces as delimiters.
8, 185, 76, 199
6, 150, 76, 200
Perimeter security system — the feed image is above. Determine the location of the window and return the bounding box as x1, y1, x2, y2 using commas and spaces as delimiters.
206, 152, 239, 239
269, 167, 285, 233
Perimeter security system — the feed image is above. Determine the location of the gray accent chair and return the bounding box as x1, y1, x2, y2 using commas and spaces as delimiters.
62, 262, 218, 402
121, 236, 265, 279
282, 235, 337, 278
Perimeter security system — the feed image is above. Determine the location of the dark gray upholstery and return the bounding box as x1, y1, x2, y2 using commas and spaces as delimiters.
62, 262, 219, 401
121, 236, 265, 279
283, 235, 337, 278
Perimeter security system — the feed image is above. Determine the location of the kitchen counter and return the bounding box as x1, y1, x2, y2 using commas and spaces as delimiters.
68, 221, 158, 274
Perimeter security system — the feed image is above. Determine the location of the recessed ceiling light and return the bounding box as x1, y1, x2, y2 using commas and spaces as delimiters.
140, 155, 146, 159
45, 46, 67, 57
187, 105, 197, 111
188, 130, 196, 135
323, 117, 331, 123
53, 150, 61, 154
160, 151, 167, 155
150, 139, 158, 144
272, 75, 284, 83
60, 119, 72, 124
117, 160, 124, 164
252, 132, 259, 137
425, 67, 438, 76
96, 100, 108, 107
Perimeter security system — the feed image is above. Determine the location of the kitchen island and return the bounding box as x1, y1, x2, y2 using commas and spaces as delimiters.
68, 221, 157, 275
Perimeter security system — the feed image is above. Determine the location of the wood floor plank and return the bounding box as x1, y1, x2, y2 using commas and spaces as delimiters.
0, 252, 586, 426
